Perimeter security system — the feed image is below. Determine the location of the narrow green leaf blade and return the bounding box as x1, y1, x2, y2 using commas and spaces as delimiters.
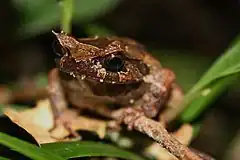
0, 132, 64, 160
42, 141, 145, 160
180, 76, 237, 122
180, 35, 240, 122
0, 156, 10, 160
187, 36, 240, 95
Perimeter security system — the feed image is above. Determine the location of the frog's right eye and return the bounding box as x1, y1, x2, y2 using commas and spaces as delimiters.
104, 56, 124, 72
52, 39, 66, 57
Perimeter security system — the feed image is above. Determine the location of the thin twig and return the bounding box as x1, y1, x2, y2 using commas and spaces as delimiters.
133, 116, 202, 160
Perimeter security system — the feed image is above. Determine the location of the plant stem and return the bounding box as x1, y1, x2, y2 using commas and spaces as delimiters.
60, 0, 73, 33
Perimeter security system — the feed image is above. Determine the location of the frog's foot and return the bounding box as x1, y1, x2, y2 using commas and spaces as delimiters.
112, 107, 145, 130
49, 112, 81, 140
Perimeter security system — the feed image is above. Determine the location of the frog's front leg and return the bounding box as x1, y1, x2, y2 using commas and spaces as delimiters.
47, 68, 80, 138
112, 68, 175, 130
111, 69, 202, 160
140, 68, 175, 117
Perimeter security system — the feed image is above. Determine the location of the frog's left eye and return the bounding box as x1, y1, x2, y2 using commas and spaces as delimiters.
52, 39, 71, 57
52, 39, 65, 57
104, 56, 124, 72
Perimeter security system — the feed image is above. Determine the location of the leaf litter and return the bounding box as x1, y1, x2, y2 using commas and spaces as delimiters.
2, 94, 208, 159
4, 99, 107, 144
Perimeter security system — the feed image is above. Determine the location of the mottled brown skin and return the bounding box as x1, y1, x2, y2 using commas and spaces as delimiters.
49, 31, 176, 128
48, 32, 204, 160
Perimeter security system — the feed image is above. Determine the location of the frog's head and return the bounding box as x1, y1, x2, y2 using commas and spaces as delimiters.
52, 31, 149, 84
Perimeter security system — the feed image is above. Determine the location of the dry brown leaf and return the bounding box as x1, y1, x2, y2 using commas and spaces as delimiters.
4, 99, 107, 144
4, 99, 57, 144
50, 109, 107, 140
172, 124, 193, 146
145, 143, 178, 160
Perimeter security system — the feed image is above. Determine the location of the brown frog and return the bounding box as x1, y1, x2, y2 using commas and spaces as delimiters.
48, 31, 175, 129
47, 31, 203, 160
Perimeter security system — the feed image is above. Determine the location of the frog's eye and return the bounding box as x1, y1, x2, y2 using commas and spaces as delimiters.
104, 56, 124, 72
52, 39, 65, 57
52, 39, 71, 57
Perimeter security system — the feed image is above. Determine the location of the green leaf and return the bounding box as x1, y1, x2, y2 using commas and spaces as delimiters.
0, 156, 10, 160
13, 0, 120, 37
205, 63, 240, 85
180, 76, 236, 122
42, 141, 145, 160
14, 0, 59, 37
180, 35, 240, 122
185, 40, 240, 96
0, 132, 64, 160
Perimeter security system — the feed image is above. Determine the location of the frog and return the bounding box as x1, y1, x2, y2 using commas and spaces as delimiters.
48, 31, 176, 130
47, 31, 205, 160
